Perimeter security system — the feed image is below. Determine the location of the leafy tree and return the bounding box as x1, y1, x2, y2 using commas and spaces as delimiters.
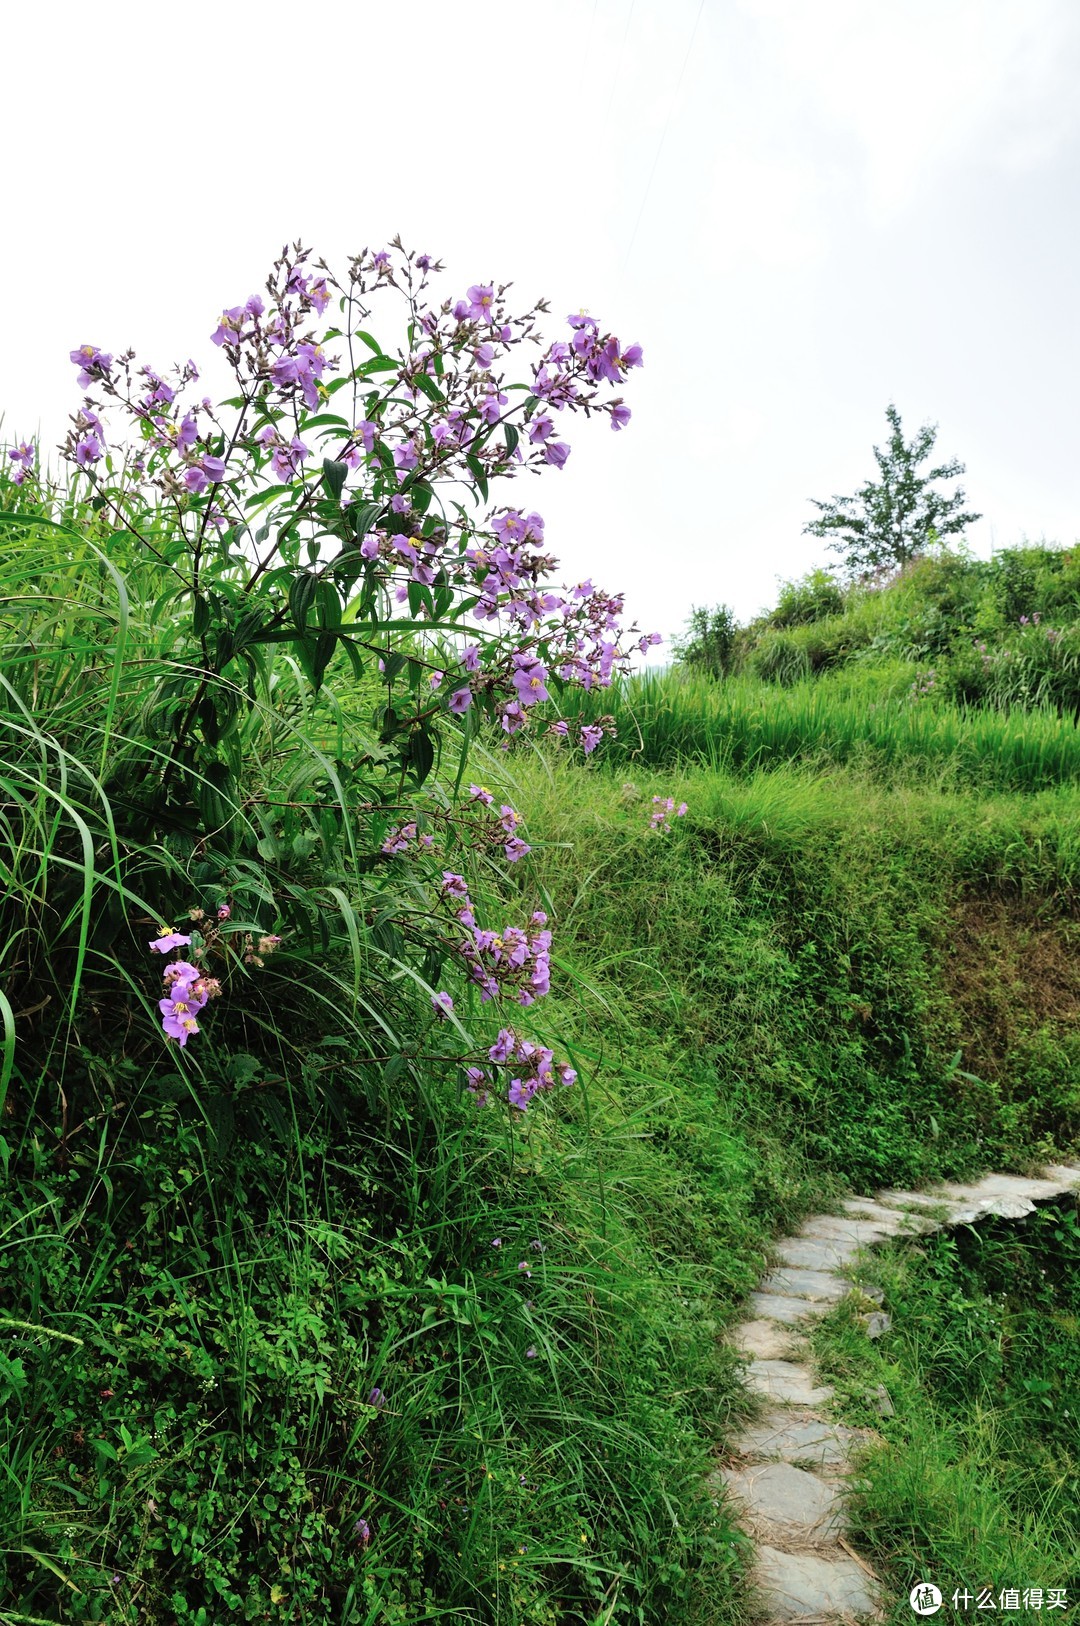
805, 403, 981, 577
672, 603, 740, 678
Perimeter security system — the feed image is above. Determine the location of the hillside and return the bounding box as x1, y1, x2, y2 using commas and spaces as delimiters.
3, 454, 1078, 1624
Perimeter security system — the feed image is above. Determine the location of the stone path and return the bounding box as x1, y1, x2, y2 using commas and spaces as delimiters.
717, 1163, 1080, 1623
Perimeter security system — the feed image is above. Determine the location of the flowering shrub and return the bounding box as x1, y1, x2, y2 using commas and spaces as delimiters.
16, 240, 658, 1112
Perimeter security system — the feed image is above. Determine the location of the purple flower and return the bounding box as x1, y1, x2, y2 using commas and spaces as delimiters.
544, 441, 571, 470
580, 724, 604, 755
176, 414, 199, 451
491, 1236, 503, 1248
467, 284, 496, 323
390, 493, 411, 514
525, 1346, 538, 1359
431, 991, 454, 1019
75, 434, 103, 467
610, 402, 632, 431
309, 277, 331, 314
159, 997, 201, 1046
489, 1029, 515, 1063
393, 441, 418, 475
368, 1386, 385, 1409
184, 455, 227, 494
416, 253, 433, 272
354, 1518, 371, 1546
149, 932, 192, 953
504, 836, 531, 863
449, 687, 472, 714
210, 306, 247, 348
511, 657, 550, 706
8, 439, 34, 468
462, 645, 482, 674
527, 414, 554, 444
509, 1079, 536, 1111
69, 344, 113, 389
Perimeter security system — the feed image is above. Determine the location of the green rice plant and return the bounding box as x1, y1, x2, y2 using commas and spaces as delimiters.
555, 668, 1080, 792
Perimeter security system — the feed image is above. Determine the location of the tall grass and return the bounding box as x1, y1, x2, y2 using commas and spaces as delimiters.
1, 502, 751, 1623
558, 668, 1080, 792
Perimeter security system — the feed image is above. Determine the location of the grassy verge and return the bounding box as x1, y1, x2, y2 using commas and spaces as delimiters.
810, 1200, 1080, 1616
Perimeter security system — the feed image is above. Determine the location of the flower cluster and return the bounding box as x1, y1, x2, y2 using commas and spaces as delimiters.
148, 931, 222, 1047
466, 1026, 577, 1113
381, 821, 435, 857
440, 870, 551, 1007
545, 715, 617, 756
649, 797, 688, 831
466, 786, 531, 862
57, 240, 659, 750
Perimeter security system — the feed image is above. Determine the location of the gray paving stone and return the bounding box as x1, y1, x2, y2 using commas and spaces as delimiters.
731, 1409, 871, 1467
758, 1266, 851, 1302
732, 1318, 806, 1360
754, 1543, 879, 1619
721, 1460, 845, 1542
938, 1173, 1062, 1203
748, 1292, 831, 1324
774, 1235, 861, 1272
743, 1359, 835, 1406
798, 1214, 897, 1244
874, 1188, 952, 1212
1041, 1163, 1080, 1185
841, 1197, 921, 1225
951, 1194, 1036, 1223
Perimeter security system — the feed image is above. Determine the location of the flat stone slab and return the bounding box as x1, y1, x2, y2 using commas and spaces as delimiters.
721, 1460, 845, 1542
758, 1267, 851, 1302
798, 1214, 899, 1244
731, 1318, 806, 1360
731, 1409, 873, 1468
755, 1543, 879, 1619
1041, 1163, 1080, 1184
743, 1359, 835, 1406
841, 1196, 922, 1224
952, 1194, 1036, 1222
748, 1292, 831, 1324
938, 1173, 1065, 1203
874, 1188, 953, 1211
774, 1235, 861, 1272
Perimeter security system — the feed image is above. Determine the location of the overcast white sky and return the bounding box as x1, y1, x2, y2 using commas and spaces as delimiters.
5, 0, 1079, 645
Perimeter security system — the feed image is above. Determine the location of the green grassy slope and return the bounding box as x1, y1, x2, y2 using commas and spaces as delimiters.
3, 512, 1079, 1623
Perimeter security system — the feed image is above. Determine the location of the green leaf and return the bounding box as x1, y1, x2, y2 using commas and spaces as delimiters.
192, 594, 211, 638
312, 631, 337, 691
356, 330, 384, 356
409, 728, 435, 786
413, 372, 445, 405
351, 500, 383, 540
289, 572, 318, 634
504, 423, 519, 457
465, 455, 489, 505
322, 458, 349, 501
